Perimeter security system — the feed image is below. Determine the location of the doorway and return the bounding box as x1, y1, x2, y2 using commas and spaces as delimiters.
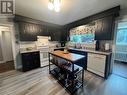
0, 26, 14, 73
113, 21, 127, 78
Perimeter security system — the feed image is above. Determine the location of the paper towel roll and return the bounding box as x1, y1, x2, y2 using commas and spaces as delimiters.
105, 43, 110, 51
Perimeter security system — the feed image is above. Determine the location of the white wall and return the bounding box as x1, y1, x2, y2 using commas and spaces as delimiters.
13, 23, 21, 69
0, 30, 3, 61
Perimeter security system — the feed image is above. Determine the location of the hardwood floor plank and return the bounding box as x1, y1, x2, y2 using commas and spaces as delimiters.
0, 61, 15, 73
0, 67, 127, 95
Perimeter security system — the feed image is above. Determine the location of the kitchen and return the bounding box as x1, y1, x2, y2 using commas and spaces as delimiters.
0, 0, 127, 95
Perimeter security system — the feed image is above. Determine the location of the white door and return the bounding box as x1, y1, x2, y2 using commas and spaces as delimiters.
2, 31, 13, 62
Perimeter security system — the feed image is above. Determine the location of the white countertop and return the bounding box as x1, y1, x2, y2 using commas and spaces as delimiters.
55, 47, 111, 55
70, 48, 111, 55
20, 49, 39, 53
20, 47, 111, 55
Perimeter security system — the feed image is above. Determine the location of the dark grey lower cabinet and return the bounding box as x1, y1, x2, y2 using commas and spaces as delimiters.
21, 51, 40, 72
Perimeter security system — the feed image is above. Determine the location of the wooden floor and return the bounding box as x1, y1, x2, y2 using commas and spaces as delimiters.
0, 61, 15, 73
113, 61, 127, 78
0, 67, 127, 95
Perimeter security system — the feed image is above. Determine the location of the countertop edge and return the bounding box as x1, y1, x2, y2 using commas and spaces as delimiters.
20, 50, 39, 54
55, 47, 112, 55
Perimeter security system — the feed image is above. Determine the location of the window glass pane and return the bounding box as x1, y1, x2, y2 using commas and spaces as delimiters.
116, 28, 127, 45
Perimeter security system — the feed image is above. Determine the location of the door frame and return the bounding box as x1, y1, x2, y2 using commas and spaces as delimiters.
111, 15, 127, 73
0, 23, 16, 69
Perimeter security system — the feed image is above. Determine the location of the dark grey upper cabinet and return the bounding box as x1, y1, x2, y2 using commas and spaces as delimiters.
18, 21, 46, 41
48, 26, 61, 41
95, 19, 103, 40
19, 22, 37, 41
18, 21, 62, 41
41, 26, 49, 36
61, 27, 67, 41
15, 15, 63, 41
95, 16, 114, 40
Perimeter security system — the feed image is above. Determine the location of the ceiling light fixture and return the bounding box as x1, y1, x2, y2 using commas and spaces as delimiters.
48, 0, 61, 12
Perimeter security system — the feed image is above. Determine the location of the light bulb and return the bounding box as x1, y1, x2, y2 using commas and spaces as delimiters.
54, 0, 61, 12
54, 6, 60, 12
48, 0, 61, 12
48, 2, 54, 10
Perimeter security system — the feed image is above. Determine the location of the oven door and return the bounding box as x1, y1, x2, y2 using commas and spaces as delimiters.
40, 51, 49, 67
40, 52, 48, 62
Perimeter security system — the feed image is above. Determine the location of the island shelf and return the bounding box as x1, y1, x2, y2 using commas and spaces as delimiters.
48, 50, 85, 94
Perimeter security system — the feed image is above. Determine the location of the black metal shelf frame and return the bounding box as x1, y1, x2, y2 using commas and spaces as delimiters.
48, 52, 84, 94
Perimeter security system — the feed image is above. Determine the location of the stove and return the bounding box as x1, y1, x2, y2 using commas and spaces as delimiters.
37, 46, 49, 67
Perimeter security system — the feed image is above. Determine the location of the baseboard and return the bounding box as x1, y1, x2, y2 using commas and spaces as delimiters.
0, 60, 14, 64
6, 60, 14, 62
0, 61, 5, 64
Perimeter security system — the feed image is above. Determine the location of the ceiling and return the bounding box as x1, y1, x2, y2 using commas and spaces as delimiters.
15, 0, 127, 25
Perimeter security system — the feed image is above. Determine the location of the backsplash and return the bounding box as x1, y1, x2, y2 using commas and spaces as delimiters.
67, 40, 113, 52
19, 41, 59, 50
99, 40, 113, 51
19, 41, 37, 49
69, 24, 95, 43
70, 24, 96, 35
68, 41, 96, 50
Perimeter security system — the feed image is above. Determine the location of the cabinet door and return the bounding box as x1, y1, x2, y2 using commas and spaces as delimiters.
21, 52, 40, 71
19, 22, 37, 41
60, 27, 67, 41
32, 52, 40, 68
102, 16, 114, 40
40, 25, 48, 36
28, 23, 38, 40
21, 53, 33, 71
19, 22, 29, 41
48, 27, 61, 41
43, 26, 49, 36
95, 16, 114, 40
95, 19, 103, 40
